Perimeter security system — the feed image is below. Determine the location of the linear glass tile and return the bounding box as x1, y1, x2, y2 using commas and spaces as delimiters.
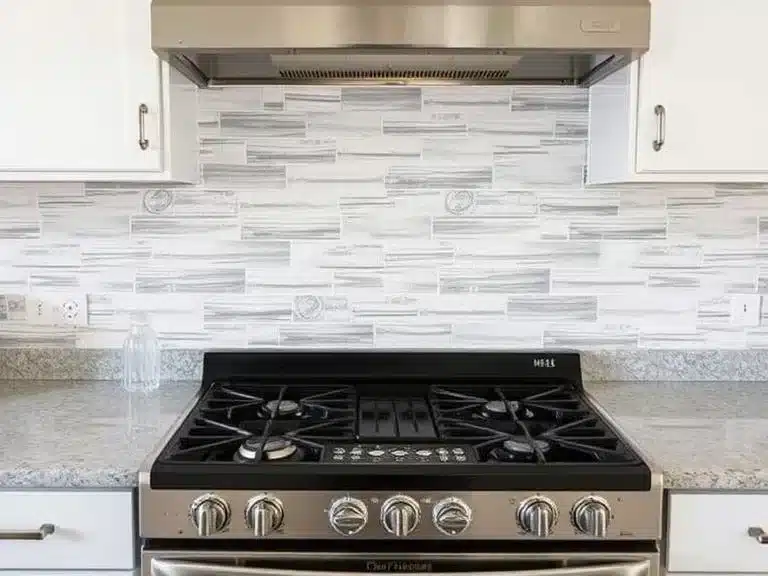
349, 296, 420, 321
440, 268, 550, 294
507, 296, 597, 323
697, 296, 731, 326
342, 87, 421, 111
423, 86, 510, 112
279, 324, 374, 347
202, 163, 286, 190
204, 296, 293, 325
570, 216, 667, 240
136, 268, 246, 294
451, 322, 543, 348
598, 295, 697, 331
247, 138, 336, 164
386, 165, 492, 190
334, 268, 437, 294
600, 242, 703, 269
199, 138, 247, 164
151, 240, 289, 269
291, 242, 384, 269
375, 323, 452, 348
384, 242, 455, 267
648, 267, 756, 294
287, 163, 386, 194
468, 112, 555, 138
343, 213, 431, 242
383, 113, 467, 137
131, 216, 240, 241
247, 269, 334, 295
511, 86, 588, 112
29, 269, 81, 291
433, 216, 541, 240
198, 86, 262, 112
220, 112, 306, 137
337, 136, 421, 163
415, 294, 507, 322
171, 189, 239, 215
551, 269, 648, 295
307, 112, 382, 137
455, 240, 599, 268
284, 87, 342, 112
539, 190, 620, 216
543, 327, 638, 349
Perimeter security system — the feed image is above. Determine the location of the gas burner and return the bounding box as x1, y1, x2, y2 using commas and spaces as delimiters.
480, 400, 535, 420
262, 399, 302, 418
488, 437, 551, 463
234, 436, 303, 463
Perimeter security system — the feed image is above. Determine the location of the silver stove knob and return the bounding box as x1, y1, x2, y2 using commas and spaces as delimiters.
433, 497, 472, 536
329, 497, 368, 536
381, 495, 421, 537
190, 494, 230, 537
572, 497, 611, 538
246, 494, 284, 537
518, 497, 557, 538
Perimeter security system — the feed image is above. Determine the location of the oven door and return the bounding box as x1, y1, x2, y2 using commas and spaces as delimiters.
144, 551, 658, 576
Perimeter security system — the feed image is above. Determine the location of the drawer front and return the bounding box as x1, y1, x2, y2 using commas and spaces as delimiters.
668, 493, 768, 573
0, 491, 134, 570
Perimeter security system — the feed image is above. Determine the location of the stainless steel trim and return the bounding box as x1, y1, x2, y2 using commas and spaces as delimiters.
144, 551, 659, 576
140, 488, 661, 540
138, 103, 150, 150
151, 0, 650, 87
0, 523, 55, 540
652, 104, 666, 151
748, 527, 768, 544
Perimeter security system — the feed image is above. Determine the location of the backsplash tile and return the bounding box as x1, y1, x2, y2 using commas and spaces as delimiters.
2, 85, 768, 349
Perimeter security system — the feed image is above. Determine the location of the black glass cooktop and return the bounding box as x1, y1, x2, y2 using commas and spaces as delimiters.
150, 351, 650, 490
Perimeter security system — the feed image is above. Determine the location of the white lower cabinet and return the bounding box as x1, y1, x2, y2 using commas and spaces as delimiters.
0, 490, 135, 571
667, 493, 768, 574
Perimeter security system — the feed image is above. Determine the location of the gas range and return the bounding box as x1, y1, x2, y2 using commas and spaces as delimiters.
139, 351, 661, 545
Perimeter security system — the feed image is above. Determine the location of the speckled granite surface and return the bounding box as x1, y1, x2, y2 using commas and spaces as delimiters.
3, 349, 768, 381
586, 380, 768, 490
0, 378, 764, 489
0, 380, 197, 488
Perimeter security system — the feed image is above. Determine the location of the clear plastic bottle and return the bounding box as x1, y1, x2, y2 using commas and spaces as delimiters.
122, 312, 160, 393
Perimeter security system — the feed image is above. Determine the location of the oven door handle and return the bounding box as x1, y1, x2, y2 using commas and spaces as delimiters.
152, 559, 651, 576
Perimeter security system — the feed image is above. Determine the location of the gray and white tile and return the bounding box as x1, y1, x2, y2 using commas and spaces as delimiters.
376, 323, 452, 348
551, 269, 648, 295
220, 112, 306, 137
246, 269, 334, 295
136, 267, 246, 294
439, 268, 550, 294
337, 136, 421, 163
386, 165, 492, 190
423, 86, 510, 113
279, 324, 374, 347
284, 87, 341, 113
342, 87, 421, 112
451, 322, 543, 348
131, 216, 241, 241
202, 163, 287, 190
507, 296, 597, 323
455, 240, 599, 268
383, 113, 467, 137
247, 139, 336, 164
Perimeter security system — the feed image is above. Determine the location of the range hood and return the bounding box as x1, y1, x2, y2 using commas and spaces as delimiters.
151, 0, 650, 88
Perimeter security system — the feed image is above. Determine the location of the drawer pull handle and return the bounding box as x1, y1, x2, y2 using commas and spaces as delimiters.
138, 103, 150, 150
652, 104, 666, 151
748, 526, 768, 544
0, 523, 55, 540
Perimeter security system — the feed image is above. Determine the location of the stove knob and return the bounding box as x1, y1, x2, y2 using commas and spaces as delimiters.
572, 497, 611, 538
245, 494, 284, 538
381, 495, 421, 537
518, 497, 557, 538
190, 494, 230, 537
433, 497, 472, 536
329, 497, 368, 536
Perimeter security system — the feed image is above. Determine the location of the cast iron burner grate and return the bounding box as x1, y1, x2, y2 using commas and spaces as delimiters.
159, 382, 356, 463
429, 385, 632, 464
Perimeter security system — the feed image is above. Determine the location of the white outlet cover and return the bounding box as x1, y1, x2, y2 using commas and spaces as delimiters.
27, 294, 88, 327
729, 294, 761, 327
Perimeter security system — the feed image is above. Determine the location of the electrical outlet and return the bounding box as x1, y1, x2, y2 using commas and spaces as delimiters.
27, 294, 88, 327
730, 294, 761, 327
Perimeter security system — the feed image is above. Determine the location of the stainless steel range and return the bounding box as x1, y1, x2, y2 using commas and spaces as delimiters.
139, 351, 662, 576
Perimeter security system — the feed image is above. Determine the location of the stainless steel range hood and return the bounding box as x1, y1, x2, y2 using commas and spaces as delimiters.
151, 0, 650, 88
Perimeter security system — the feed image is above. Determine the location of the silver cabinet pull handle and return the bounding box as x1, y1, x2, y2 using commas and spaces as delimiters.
138, 103, 150, 150
0, 523, 55, 540
748, 527, 768, 543
652, 104, 666, 151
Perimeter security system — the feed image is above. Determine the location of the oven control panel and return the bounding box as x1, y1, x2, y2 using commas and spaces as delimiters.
321, 444, 476, 464
320, 444, 477, 464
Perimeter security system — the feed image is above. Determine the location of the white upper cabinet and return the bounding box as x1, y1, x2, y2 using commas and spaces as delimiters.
0, 0, 197, 182
588, 0, 768, 184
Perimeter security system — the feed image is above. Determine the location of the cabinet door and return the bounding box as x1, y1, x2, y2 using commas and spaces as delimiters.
636, 0, 768, 174
0, 0, 162, 173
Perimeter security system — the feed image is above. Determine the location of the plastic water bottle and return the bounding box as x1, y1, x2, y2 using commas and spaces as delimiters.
122, 313, 160, 392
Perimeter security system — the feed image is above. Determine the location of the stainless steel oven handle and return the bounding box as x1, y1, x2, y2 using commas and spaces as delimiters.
152, 560, 651, 576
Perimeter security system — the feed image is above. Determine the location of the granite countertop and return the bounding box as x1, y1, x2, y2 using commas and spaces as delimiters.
0, 379, 765, 490
586, 381, 768, 490
0, 380, 197, 488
